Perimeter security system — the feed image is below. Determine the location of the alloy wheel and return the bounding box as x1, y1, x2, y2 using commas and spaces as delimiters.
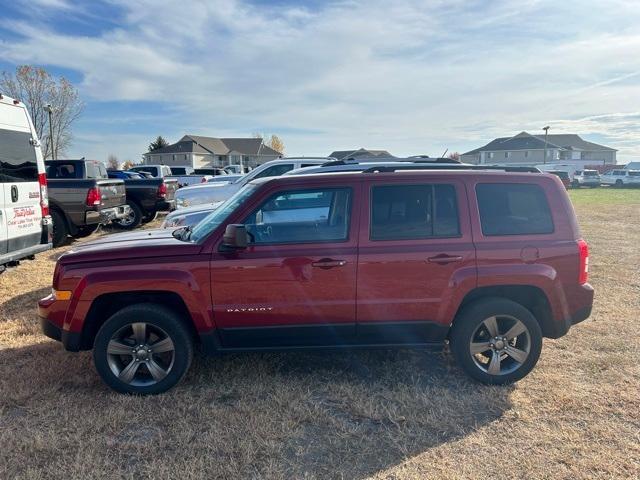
106, 322, 175, 386
469, 315, 531, 376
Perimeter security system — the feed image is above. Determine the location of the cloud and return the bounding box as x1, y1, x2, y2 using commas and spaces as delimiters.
2, 0, 640, 161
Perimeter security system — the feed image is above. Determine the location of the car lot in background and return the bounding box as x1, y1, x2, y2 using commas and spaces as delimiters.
129, 164, 173, 178
161, 202, 222, 228
572, 169, 601, 187
175, 157, 331, 208
45, 159, 130, 246
601, 169, 640, 187
546, 170, 571, 189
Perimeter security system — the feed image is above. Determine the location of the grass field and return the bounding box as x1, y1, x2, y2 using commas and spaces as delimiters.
1, 188, 639, 479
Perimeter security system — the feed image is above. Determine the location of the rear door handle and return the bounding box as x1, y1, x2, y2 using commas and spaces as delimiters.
427, 254, 463, 264
312, 258, 347, 269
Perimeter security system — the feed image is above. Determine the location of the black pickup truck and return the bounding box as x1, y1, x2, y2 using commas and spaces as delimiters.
107, 170, 178, 228
45, 160, 130, 246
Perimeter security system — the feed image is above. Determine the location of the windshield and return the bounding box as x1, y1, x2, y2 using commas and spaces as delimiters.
189, 184, 258, 242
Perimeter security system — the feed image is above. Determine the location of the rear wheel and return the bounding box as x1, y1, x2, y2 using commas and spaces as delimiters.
113, 201, 142, 229
50, 210, 69, 247
450, 298, 542, 385
572, 179, 579, 188
141, 210, 158, 224
93, 304, 194, 394
615, 179, 623, 187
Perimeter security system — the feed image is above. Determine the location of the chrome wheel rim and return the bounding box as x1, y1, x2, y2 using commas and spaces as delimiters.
106, 322, 175, 386
117, 208, 136, 226
469, 315, 531, 376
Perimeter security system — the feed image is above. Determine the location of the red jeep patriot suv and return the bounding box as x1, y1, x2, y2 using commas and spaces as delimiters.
39, 166, 594, 394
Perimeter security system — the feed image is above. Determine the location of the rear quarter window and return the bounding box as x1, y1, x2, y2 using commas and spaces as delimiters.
0, 128, 39, 182
476, 183, 554, 236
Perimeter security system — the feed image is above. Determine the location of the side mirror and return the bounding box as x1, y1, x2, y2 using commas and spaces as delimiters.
221, 224, 248, 250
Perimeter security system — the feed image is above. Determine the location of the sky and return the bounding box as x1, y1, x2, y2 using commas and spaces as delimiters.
1, 0, 639, 163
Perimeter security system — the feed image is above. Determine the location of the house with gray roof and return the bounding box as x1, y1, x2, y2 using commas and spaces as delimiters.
142, 135, 282, 169
328, 148, 395, 161
461, 132, 616, 167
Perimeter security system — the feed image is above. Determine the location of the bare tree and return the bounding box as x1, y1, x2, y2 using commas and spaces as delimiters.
122, 160, 135, 170
107, 154, 119, 170
448, 151, 461, 161
1, 65, 84, 159
253, 132, 285, 154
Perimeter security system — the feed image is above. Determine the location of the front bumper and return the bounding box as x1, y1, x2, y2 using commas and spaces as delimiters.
38, 294, 82, 351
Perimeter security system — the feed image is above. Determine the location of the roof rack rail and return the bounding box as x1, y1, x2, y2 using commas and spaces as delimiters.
362, 165, 541, 173
320, 157, 461, 167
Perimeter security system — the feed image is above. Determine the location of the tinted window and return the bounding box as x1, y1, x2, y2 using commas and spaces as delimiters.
253, 164, 294, 179
370, 184, 460, 240
86, 162, 107, 179
476, 183, 553, 236
46, 162, 79, 179
244, 188, 351, 244
629, 171, 640, 177
0, 128, 38, 182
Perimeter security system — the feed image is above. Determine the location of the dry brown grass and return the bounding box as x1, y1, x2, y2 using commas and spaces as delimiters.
1, 195, 639, 479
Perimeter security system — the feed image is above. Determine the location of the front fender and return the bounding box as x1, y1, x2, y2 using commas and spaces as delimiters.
63, 266, 212, 333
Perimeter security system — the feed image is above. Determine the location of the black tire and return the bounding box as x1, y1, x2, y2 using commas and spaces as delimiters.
113, 201, 143, 230
572, 180, 579, 188
93, 304, 194, 395
75, 224, 100, 238
450, 298, 542, 385
50, 209, 69, 247
141, 210, 158, 224
615, 179, 623, 187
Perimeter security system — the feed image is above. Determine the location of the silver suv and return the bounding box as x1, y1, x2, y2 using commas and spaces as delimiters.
572, 169, 600, 188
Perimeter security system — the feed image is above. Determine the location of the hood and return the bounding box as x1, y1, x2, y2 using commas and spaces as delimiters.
59, 228, 203, 265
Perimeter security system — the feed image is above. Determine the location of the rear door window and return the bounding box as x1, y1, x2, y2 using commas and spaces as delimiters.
243, 187, 352, 244
0, 128, 38, 183
476, 183, 553, 236
46, 162, 79, 179
370, 184, 460, 240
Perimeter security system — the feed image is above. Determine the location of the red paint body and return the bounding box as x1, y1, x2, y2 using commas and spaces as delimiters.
39, 171, 594, 352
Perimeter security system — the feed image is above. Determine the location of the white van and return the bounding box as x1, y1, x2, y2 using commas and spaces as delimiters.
0, 94, 52, 273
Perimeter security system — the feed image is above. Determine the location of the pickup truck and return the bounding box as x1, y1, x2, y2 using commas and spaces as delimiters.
107, 170, 178, 228
45, 160, 130, 246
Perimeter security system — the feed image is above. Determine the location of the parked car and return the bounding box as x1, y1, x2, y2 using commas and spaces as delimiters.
107, 170, 146, 180
167, 174, 213, 188
107, 171, 178, 228
208, 174, 242, 183
547, 170, 571, 189
0, 94, 52, 273
601, 169, 640, 187
45, 159, 130, 246
624, 162, 640, 170
129, 165, 173, 178
572, 169, 601, 188
161, 202, 223, 229
175, 158, 331, 208
39, 164, 593, 394
169, 166, 194, 175
194, 168, 229, 176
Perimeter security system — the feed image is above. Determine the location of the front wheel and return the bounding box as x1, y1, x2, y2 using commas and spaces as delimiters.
615, 179, 623, 187
450, 298, 542, 385
93, 304, 194, 394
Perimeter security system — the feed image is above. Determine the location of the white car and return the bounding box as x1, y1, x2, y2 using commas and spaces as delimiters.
601, 169, 640, 187
572, 169, 601, 187
129, 164, 173, 178
1, 94, 52, 273
175, 158, 331, 209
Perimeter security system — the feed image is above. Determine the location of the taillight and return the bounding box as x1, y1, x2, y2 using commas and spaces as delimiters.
86, 187, 102, 206
157, 183, 167, 199
38, 173, 49, 216
578, 239, 589, 284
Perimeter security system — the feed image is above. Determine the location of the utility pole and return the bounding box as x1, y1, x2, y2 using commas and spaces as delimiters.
542, 125, 550, 165
44, 104, 55, 160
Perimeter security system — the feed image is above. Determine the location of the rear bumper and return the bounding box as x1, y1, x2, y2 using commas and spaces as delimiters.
0, 240, 51, 266
86, 204, 132, 224
545, 283, 594, 339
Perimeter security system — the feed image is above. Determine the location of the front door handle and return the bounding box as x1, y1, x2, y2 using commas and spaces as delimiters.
427, 254, 463, 264
11, 185, 18, 203
312, 258, 347, 269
